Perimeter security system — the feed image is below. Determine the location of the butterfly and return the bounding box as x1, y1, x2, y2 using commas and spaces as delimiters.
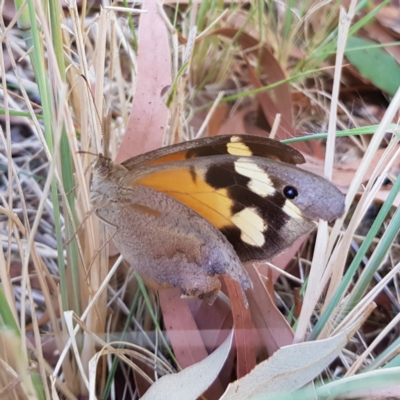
89, 134, 345, 306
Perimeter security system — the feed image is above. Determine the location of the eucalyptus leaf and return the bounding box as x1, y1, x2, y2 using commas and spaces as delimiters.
220, 318, 363, 399
345, 37, 400, 96
141, 330, 233, 400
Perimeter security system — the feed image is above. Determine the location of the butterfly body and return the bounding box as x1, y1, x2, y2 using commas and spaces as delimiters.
90, 135, 345, 305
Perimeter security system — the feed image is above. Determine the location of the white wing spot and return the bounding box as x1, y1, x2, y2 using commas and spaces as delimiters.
234, 158, 275, 197
283, 199, 303, 219
231, 207, 266, 247
227, 142, 252, 156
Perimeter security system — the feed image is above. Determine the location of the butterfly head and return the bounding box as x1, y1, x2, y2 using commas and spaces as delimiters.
92, 153, 113, 178
89, 154, 129, 208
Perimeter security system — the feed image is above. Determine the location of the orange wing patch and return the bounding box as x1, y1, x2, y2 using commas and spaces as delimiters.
135, 166, 271, 250
135, 168, 234, 230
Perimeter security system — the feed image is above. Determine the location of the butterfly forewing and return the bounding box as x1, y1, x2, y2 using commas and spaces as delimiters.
123, 152, 343, 262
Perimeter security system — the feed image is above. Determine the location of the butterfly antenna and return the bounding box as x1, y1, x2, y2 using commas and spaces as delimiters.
102, 111, 111, 160
80, 74, 108, 157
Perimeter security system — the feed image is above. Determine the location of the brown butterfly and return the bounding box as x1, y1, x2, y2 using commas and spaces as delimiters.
89, 135, 345, 306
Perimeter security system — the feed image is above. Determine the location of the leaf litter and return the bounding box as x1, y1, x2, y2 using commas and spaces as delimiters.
2, 0, 400, 399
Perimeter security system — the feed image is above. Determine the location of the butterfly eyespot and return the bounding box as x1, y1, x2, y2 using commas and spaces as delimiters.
283, 186, 298, 199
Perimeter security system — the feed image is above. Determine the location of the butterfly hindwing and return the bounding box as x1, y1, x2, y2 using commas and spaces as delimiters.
122, 134, 306, 169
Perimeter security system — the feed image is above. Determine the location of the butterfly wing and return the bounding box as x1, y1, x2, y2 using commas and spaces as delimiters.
122, 134, 306, 169
122, 154, 345, 262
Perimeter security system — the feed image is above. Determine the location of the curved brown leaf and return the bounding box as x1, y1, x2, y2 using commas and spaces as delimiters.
116, 0, 171, 163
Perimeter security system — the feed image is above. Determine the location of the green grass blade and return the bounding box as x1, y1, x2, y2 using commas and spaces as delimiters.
309, 172, 400, 340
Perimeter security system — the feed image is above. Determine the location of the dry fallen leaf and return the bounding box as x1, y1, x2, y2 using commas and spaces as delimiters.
220, 314, 367, 400
159, 289, 209, 369
115, 0, 171, 163
223, 277, 256, 378
208, 28, 294, 139
246, 264, 294, 357
141, 330, 234, 400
